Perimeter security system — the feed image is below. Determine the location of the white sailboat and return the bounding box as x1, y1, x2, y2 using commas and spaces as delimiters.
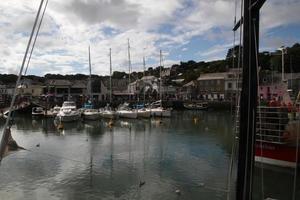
137, 56, 151, 118
116, 39, 138, 119
82, 46, 100, 120
101, 48, 116, 119
116, 103, 137, 119
148, 50, 171, 117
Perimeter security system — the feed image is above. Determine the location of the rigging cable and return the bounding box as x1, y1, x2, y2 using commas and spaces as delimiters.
24, 0, 49, 76
0, 0, 45, 162
227, 0, 244, 199
226, 0, 240, 198
253, 18, 265, 199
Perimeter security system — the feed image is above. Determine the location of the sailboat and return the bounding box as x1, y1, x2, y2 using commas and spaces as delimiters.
116, 39, 137, 119
148, 50, 171, 117
101, 48, 116, 119
137, 56, 151, 118
82, 46, 100, 120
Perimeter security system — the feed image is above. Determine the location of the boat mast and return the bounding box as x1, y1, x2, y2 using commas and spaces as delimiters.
159, 50, 162, 107
143, 56, 146, 104
127, 39, 131, 101
234, 0, 266, 199
109, 48, 112, 104
88, 46, 92, 101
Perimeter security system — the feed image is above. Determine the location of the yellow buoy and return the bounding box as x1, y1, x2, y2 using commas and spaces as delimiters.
193, 117, 199, 124
57, 123, 64, 130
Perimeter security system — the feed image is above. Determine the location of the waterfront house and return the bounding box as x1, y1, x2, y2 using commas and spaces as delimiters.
197, 72, 226, 100
224, 68, 242, 101
17, 78, 44, 98
179, 80, 197, 100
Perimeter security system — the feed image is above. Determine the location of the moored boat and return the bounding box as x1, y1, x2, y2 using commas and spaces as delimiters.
116, 103, 137, 119
32, 107, 45, 117
183, 102, 208, 110
57, 101, 81, 122
255, 105, 300, 168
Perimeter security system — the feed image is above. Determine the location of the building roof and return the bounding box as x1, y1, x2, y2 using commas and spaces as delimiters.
46, 79, 71, 86
141, 75, 157, 81
197, 72, 228, 81
183, 80, 196, 87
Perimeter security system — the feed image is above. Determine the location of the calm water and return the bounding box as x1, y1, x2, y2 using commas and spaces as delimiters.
0, 111, 298, 200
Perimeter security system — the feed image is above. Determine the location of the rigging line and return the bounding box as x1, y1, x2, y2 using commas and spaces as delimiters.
0, 0, 45, 162
292, 121, 300, 200
253, 18, 265, 199
226, 0, 240, 199
24, 0, 49, 76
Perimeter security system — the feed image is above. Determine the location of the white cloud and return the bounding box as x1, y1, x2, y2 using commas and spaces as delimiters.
0, 0, 299, 75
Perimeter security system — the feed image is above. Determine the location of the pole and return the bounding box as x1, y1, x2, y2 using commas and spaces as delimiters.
128, 39, 131, 101
159, 50, 162, 104
281, 47, 285, 82
236, 0, 261, 199
88, 46, 92, 100
109, 48, 112, 104
143, 56, 146, 104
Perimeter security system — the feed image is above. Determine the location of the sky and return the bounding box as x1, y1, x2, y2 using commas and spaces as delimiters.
0, 0, 299, 76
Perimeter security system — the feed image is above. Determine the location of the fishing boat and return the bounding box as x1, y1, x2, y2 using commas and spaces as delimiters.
56, 101, 81, 122
255, 82, 300, 168
32, 107, 45, 117
183, 102, 208, 110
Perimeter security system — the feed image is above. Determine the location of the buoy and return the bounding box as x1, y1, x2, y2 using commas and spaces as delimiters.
193, 117, 199, 124
58, 123, 64, 130
175, 189, 181, 195
36, 143, 40, 147
108, 119, 114, 127
139, 181, 146, 187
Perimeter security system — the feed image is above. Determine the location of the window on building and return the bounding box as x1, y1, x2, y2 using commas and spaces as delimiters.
228, 82, 232, 89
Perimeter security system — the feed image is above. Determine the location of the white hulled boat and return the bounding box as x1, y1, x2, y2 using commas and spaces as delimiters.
137, 108, 151, 118
57, 101, 81, 122
148, 100, 171, 117
82, 47, 100, 121
32, 107, 45, 117
83, 109, 100, 120
116, 103, 137, 119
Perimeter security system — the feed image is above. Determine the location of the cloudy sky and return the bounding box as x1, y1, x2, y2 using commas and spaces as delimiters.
0, 0, 299, 76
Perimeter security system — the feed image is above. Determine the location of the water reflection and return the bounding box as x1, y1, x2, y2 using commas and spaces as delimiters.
0, 111, 297, 199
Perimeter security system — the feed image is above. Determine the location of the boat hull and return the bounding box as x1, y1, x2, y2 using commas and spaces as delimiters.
137, 110, 151, 118
117, 111, 137, 119
101, 112, 116, 119
57, 114, 81, 122
83, 113, 100, 120
150, 108, 171, 117
255, 142, 300, 168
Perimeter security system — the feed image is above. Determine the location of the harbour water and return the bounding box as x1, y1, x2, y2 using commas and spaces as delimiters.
0, 110, 298, 200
